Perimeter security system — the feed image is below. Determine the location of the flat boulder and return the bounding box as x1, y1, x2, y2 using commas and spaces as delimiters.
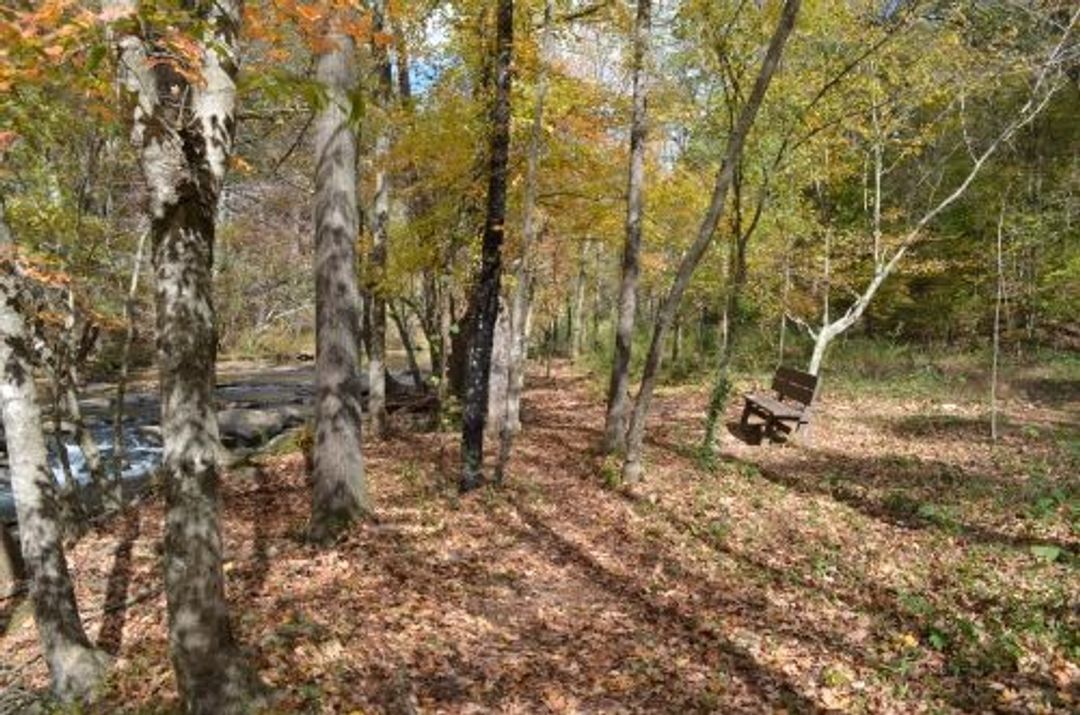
80, 396, 112, 412
217, 408, 286, 448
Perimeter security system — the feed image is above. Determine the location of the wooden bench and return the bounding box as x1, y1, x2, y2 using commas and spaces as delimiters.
740, 366, 818, 442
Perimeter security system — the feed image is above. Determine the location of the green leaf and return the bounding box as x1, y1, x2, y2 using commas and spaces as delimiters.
86, 44, 108, 74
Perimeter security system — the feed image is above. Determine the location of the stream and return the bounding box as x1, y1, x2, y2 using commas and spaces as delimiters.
0, 362, 428, 525
0, 364, 329, 524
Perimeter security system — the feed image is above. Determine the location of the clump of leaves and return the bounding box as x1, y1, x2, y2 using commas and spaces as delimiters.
598, 455, 622, 490
883, 491, 921, 519
297, 421, 315, 474
694, 445, 719, 473
437, 393, 463, 432
915, 502, 959, 530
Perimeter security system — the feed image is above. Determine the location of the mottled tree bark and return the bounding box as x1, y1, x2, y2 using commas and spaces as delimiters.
0, 205, 109, 703
602, 0, 651, 455
622, 0, 802, 483
118, 0, 262, 708
460, 0, 514, 491
311, 31, 369, 540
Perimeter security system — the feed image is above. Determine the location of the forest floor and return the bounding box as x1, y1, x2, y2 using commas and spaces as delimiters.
1, 361, 1077, 713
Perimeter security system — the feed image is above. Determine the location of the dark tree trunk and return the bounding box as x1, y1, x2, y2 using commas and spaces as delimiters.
310, 30, 369, 541
460, 0, 514, 491
0, 206, 109, 703
603, 0, 651, 454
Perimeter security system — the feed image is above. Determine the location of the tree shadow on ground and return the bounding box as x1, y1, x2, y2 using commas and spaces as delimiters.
0, 591, 27, 638
339, 496, 824, 712
1016, 377, 1080, 408
726, 447, 1076, 557
1, 525, 27, 637
613, 426, 1070, 710
97, 506, 142, 653
236, 466, 274, 597
884, 413, 992, 441
498, 496, 825, 713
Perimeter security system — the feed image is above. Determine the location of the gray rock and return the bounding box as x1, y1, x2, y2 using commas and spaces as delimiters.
42, 420, 76, 435
80, 396, 112, 412
138, 425, 163, 443
277, 405, 310, 426
217, 408, 286, 447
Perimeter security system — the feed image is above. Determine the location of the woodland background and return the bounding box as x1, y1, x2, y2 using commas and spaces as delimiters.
0, 0, 1077, 713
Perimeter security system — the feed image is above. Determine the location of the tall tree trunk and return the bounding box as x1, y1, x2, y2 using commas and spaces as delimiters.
602, 0, 651, 454
64, 372, 109, 509
112, 228, 148, 502
671, 314, 681, 364
809, 222, 831, 375
622, 0, 802, 483
59, 288, 113, 511
702, 164, 760, 454
49, 382, 83, 532
390, 301, 424, 389
437, 272, 453, 419
991, 195, 1007, 442
496, 0, 554, 481
592, 245, 603, 350
570, 241, 587, 361
368, 0, 393, 439
487, 297, 512, 438
118, 1, 262, 708
461, 0, 514, 491
0, 204, 109, 702
778, 240, 790, 366
310, 30, 369, 541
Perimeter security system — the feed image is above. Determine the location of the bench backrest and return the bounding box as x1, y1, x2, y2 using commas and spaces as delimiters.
771, 366, 818, 407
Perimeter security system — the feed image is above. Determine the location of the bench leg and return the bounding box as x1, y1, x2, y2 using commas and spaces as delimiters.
740, 400, 753, 431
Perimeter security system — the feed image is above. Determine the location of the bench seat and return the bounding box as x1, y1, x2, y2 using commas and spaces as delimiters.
739, 366, 818, 443
743, 393, 805, 420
